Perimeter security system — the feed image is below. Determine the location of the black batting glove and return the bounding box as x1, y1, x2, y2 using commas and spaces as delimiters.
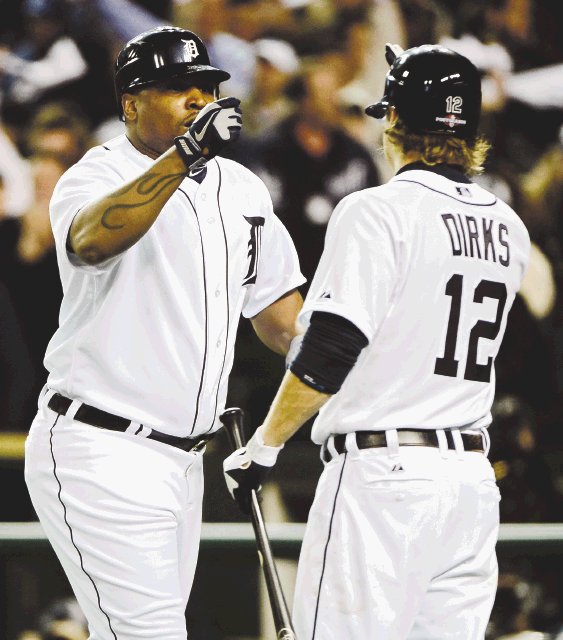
223, 426, 284, 514
174, 97, 242, 170
223, 453, 271, 514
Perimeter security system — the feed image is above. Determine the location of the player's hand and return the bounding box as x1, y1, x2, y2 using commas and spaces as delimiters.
223, 426, 283, 514
223, 449, 271, 513
174, 97, 242, 170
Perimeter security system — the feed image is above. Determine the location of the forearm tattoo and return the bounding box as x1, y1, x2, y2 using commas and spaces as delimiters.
101, 172, 186, 229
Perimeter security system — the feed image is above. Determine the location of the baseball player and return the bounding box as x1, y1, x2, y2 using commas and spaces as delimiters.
24, 26, 304, 639
224, 44, 530, 639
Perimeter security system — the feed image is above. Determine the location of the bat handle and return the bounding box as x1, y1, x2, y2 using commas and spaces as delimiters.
250, 492, 296, 637
220, 408, 298, 638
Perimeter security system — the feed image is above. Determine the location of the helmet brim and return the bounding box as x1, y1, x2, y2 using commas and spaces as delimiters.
123, 64, 231, 92
365, 101, 389, 119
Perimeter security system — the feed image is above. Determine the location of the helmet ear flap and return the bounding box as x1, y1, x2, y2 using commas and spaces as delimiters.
384, 43, 404, 66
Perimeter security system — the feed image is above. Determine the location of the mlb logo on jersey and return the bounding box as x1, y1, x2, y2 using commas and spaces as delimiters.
455, 186, 472, 197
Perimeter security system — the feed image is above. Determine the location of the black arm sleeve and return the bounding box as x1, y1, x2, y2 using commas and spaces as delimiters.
289, 311, 369, 394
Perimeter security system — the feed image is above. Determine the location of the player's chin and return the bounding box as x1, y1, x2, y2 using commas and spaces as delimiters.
165, 128, 187, 146
164, 123, 191, 148
175, 124, 191, 139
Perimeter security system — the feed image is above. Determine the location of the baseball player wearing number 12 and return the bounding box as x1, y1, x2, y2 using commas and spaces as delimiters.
224, 45, 530, 639
24, 26, 304, 639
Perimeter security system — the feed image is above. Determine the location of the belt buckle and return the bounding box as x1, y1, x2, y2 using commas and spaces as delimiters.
189, 437, 208, 453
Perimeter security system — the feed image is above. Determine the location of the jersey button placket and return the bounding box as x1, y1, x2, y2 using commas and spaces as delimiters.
195, 170, 228, 431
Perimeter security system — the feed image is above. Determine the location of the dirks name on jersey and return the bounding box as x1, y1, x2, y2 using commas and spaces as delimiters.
441, 213, 510, 266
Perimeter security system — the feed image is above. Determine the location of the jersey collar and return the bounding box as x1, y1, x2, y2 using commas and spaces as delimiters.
396, 161, 472, 184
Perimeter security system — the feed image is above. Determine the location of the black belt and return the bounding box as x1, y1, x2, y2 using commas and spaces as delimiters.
47, 393, 213, 453
324, 429, 484, 461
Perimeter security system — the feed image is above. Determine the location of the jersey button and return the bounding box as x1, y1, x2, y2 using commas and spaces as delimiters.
215, 289, 221, 297
207, 217, 215, 224
216, 339, 222, 348
201, 194, 207, 201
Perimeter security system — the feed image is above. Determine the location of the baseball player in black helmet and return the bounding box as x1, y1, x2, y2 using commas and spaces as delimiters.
365, 44, 482, 139
114, 26, 231, 119
224, 44, 530, 638
25, 25, 305, 639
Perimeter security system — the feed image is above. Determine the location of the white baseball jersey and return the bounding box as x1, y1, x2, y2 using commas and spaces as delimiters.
46, 134, 304, 437
299, 165, 530, 444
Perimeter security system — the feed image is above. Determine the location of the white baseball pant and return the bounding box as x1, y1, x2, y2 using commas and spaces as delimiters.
25, 391, 204, 640
293, 430, 500, 639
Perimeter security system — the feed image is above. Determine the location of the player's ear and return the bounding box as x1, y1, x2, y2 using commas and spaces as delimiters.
122, 93, 138, 122
387, 106, 399, 124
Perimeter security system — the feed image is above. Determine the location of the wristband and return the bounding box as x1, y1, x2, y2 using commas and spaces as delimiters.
246, 425, 284, 467
174, 133, 203, 171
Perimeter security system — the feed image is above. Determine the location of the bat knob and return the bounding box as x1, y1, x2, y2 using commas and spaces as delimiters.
220, 407, 244, 421
220, 407, 246, 449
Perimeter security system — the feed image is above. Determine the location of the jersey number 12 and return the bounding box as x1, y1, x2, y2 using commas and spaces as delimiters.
434, 274, 507, 382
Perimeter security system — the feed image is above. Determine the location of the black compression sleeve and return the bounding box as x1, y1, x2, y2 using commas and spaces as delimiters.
290, 312, 369, 394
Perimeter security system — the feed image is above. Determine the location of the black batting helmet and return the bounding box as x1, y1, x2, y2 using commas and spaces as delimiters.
114, 26, 230, 116
366, 44, 481, 139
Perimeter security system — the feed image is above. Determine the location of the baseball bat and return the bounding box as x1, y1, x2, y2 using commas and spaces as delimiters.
220, 407, 297, 640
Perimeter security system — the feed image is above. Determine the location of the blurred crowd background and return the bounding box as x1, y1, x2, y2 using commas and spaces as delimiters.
0, 0, 562, 638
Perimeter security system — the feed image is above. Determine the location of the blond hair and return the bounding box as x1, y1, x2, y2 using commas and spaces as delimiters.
384, 119, 491, 175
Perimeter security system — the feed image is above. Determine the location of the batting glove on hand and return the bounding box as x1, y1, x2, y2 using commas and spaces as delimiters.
223, 425, 284, 514
174, 97, 242, 170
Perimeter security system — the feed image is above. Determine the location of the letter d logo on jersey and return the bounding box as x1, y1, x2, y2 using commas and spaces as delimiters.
243, 216, 265, 285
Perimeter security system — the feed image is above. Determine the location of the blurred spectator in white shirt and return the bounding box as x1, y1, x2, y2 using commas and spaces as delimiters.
0, 125, 33, 218
0, 0, 87, 115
